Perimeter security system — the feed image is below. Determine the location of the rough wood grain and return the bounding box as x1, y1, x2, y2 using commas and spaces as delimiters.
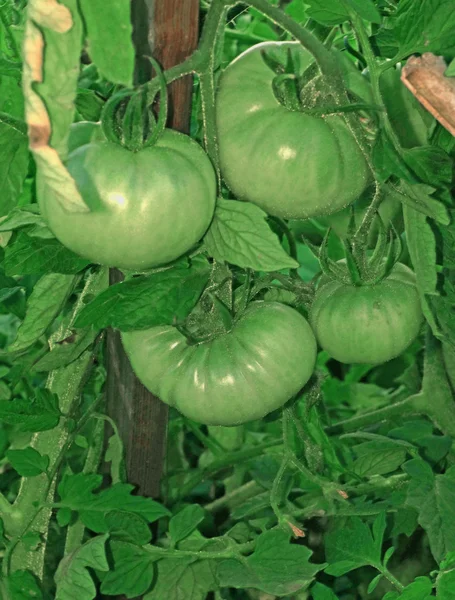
105, 4, 199, 599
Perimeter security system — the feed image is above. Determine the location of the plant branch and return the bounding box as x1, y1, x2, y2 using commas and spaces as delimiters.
172, 439, 282, 502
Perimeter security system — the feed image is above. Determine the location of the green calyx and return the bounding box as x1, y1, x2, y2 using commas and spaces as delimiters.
262, 46, 382, 117
309, 211, 403, 287
100, 56, 168, 152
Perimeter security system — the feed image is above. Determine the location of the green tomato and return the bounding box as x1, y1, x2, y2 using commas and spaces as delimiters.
122, 301, 317, 426
310, 263, 423, 365
38, 130, 216, 270
216, 41, 370, 219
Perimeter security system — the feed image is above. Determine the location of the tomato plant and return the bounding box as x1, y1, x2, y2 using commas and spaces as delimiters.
122, 301, 317, 425
0, 0, 455, 599
216, 41, 370, 219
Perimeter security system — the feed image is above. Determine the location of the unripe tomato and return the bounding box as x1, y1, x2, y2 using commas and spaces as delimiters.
122, 302, 317, 426
38, 130, 217, 270
216, 41, 370, 219
310, 263, 423, 364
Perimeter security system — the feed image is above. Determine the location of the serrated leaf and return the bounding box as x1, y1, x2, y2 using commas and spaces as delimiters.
100, 541, 160, 598
353, 446, 407, 477
169, 504, 205, 546
0, 389, 61, 432
325, 517, 381, 574
386, 0, 455, 58
9, 273, 78, 353
58, 473, 171, 533
55, 535, 109, 600
105, 511, 152, 545
6, 447, 49, 476
404, 459, 455, 562
75, 257, 210, 331
144, 555, 218, 600
217, 530, 322, 596
4, 233, 90, 276
78, 0, 134, 86
204, 199, 298, 271
0, 112, 29, 217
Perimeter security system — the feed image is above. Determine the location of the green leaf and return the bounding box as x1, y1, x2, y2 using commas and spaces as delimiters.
305, 0, 348, 25
5, 570, 44, 600
324, 516, 383, 575
57, 473, 171, 533
405, 460, 455, 562
404, 146, 452, 189
204, 199, 299, 272
55, 535, 109, 600
4, 233, 90, 275
367, 573, 383, 594
352, 442, 407, 477
384, 0, 455, 58
217, 530, 322, 596
78, 0, 135, 87
75, 89, 104, 122
9, 273, 78, 353
347, 0, 381, 23
395, 182, 449, 225
75, 257, 211, 331
105, 511, 152, 545
6, 447, 49, 476
403, 205, 438, 296
0, 389, 61, 432
33, 0, 84, 156
385, 576, 433, 600
169, 504, 205, 546
0, 112, 29, 216
144, 555, 218, 600
437, 565, 455, 599
311, 582, 339, 600
100, 541, 160, 598
372, 133, 411, 183
32, 328, 98, 372
0, 205, 44, 233
446, 58, 455, 76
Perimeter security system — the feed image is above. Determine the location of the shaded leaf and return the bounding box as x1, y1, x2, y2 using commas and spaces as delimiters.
217, 530, 322, 596
55, 535, 109, 600
5, 233, 90, 276
6, 447, 49, 476
75, 257, 210, 331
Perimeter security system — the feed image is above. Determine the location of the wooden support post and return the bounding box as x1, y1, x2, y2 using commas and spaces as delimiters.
106, 0, 200, 500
